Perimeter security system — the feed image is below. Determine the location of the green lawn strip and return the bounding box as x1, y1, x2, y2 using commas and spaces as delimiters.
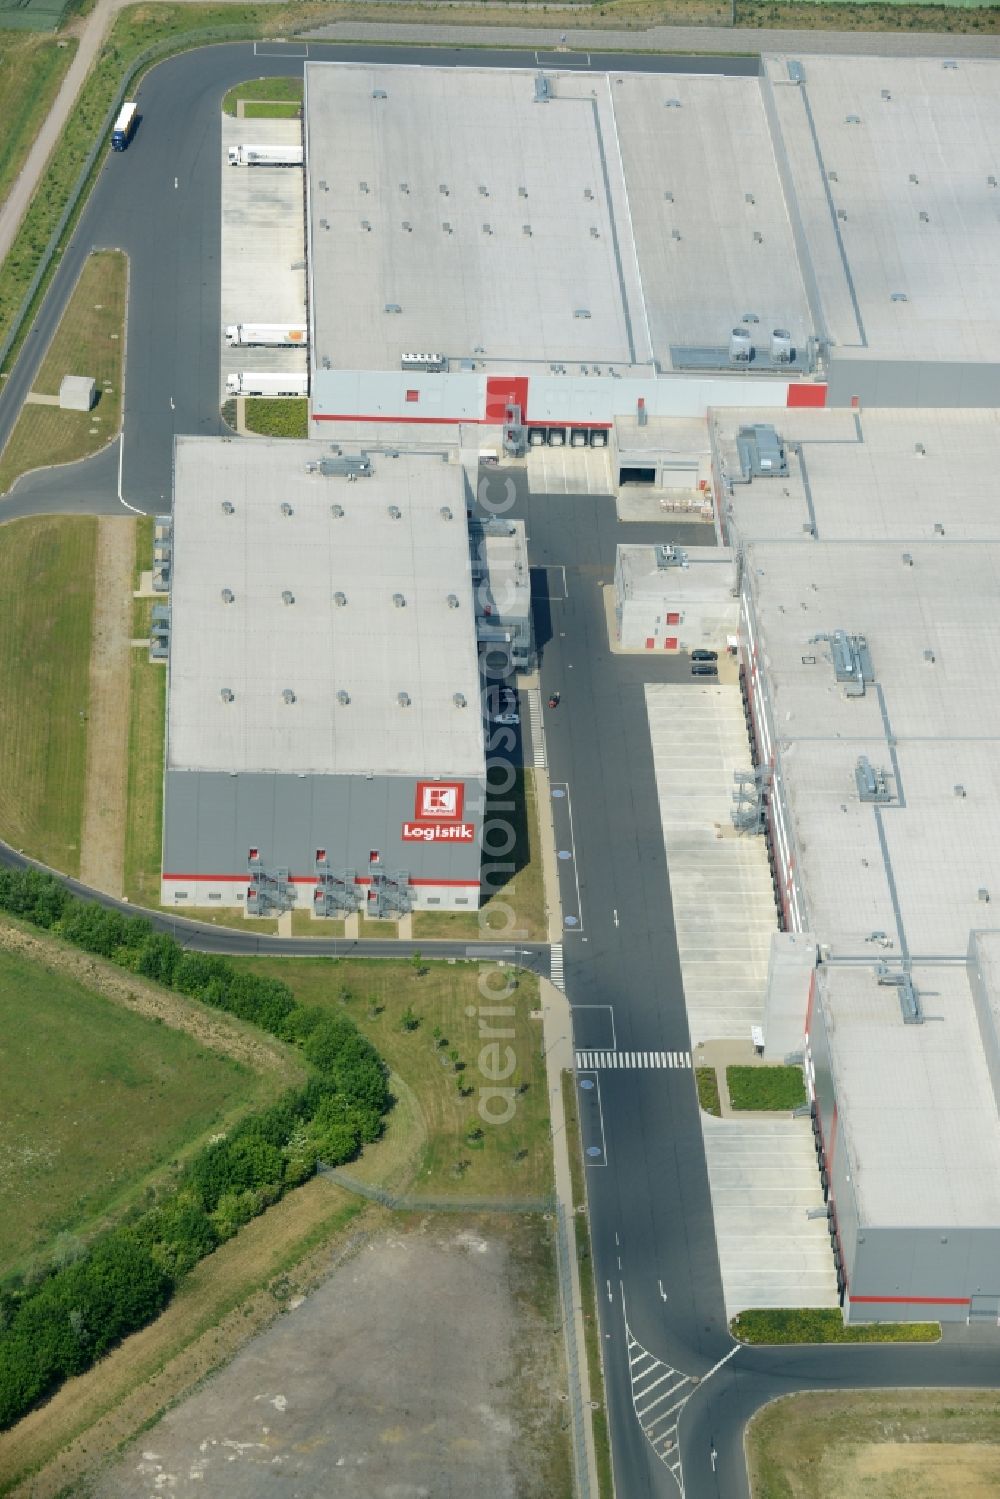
726, 1065, 805, 1112
242, 396, 308, 438
123, 647, 165, 911
0, 250, 126, 495
412, 769, 547, 943
291, 909, 345, 936
166, 906, 279, 934
0, 515, 95, 874
244, 100, 302, 119
0, 944, 272, 1280
0, 35, 77, 212
696, 1066, 721, 1116
562, 1070, 613, 1498
731, 1308, 940, 1345
231, 955, 553, 1202
222, 74, 303, 115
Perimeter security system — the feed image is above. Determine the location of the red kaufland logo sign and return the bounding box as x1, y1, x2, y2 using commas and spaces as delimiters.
415, 781, 464, 820
403, 782, 472, 842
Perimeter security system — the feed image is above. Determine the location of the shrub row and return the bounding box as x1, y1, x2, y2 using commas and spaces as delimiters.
0, 867, 390, 1427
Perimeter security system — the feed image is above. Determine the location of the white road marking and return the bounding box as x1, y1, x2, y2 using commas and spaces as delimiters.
574, 1050, 692, 1070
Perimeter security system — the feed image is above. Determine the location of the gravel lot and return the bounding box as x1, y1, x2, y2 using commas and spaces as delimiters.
90, 1216, 570, 1499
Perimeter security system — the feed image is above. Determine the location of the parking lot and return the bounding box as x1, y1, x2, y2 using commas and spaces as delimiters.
220, 115, 308, 398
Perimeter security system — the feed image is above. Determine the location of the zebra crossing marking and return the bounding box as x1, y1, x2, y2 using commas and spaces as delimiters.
549, 943, 565, 991
525, 687, 546, 769
575, 1049, 691, 1071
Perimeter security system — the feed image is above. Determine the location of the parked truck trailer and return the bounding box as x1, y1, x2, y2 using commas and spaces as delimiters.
226, 372, 309, 397
228, 144, 304, 167
224, 324, 308, 348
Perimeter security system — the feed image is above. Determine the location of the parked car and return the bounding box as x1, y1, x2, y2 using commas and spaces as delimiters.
690, 649, 718, 662
691, 663, 718, 677
493, 712, 520, 725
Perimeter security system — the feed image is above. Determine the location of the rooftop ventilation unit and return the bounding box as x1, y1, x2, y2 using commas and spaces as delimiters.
478, 184, 489, 197
222, 501, 234, 514
221, 588, 235, 604
845, 114, 861, 125
336, 690, 350, 706
535, 72, 551, 103
890, 291, 908, 303
372, 89, 387, 100
280, 502, 293, 516
810, 629, 874, 696
393, 592, 406, 608
656, 544, 688, 570
334, 591, 347, 607
771, 329, 792, 364
331, 504, 344, 517
397, 691, 411, 708
518, 186, 528, 198
574, 308, 591, 320
664, 190, 674, 203
281, 590, 294, 606
737, 424, 788, 478
745, 192, 755, 205
359, 181, 369, 193
384, 303, 402, 314
220, 688, 234, 703
282, 688, 296, 705
729, 327, 752, 365
876, 964, 923, 1024
454, 692, 467, 708
665, 97, 681, 108
388, 505, 402, 520
523, 224, 532, 237
361, 219, 371, 232
399, 181, 409, 194
439, 182, 449, 195
447, 593, 460, 608
855, 756, 894, 803
584, 188, 594, 201
440, 506, 453, 520
310, 453, 372, 478
787, 59, 804, 84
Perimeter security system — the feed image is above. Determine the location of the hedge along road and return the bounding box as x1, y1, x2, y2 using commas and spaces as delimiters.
0, 41, 756, 519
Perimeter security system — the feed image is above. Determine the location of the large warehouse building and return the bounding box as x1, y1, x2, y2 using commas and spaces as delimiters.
162, 439, 485, 914
720, 406, 1000, 1319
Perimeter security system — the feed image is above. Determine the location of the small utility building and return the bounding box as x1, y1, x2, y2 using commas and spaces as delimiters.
162, 438, 485, 915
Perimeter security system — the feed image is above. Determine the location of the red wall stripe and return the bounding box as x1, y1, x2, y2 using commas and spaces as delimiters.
786, 382, 828, 408
850, 1294, 970, 1306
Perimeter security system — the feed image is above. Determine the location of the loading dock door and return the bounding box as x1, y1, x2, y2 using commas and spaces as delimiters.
619, 466, 656, 486
969, 1294, 1000, 1323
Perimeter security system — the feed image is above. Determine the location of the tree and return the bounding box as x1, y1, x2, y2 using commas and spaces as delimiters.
400, 1005, 420, 1032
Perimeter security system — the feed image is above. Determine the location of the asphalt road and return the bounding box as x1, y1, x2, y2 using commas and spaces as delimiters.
1, 37, 999, 1499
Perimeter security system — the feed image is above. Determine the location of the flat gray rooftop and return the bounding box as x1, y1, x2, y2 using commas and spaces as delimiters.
303, 63, 811, 375
765, 54, 1000, 362
822, 964, 1000, 1229
724, 404, 1000, 1230
168, 439, 484, 779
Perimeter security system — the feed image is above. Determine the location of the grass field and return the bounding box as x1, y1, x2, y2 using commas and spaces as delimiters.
243, 396, 308, 438
0, 943, 267, 1279
0, 34, 76, 209
222, 74, 303, 115
0, 250, 126, 496
747, 1389, 1000, 1499
0, 515, 95, 873
727, 1065, 805, 1111
732, 1307, 940, 1344
412, 770, 547, 942
232, 955, 553, 1201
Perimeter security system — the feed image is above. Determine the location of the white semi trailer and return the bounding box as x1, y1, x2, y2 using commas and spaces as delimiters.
224, 324, 307, 347
228, 144, 304, 167
226, 372, 309, 397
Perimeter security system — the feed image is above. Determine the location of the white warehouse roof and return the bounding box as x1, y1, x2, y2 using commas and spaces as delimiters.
168, 438, 485, 779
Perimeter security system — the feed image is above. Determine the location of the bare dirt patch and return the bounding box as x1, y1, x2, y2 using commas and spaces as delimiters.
849, 1442, 1000, 1498
79, 516, 134, 896
85, 1215, 571, 1499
